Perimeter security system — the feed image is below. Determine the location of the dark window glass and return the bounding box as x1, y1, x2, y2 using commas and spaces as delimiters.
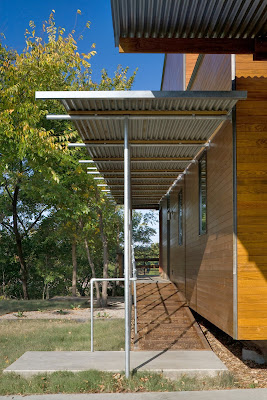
199, 152, 207, 235
178, 189, 183, 245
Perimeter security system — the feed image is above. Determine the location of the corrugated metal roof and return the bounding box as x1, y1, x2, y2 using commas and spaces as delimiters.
36, 90, 246, 208
111, 0, 267, 46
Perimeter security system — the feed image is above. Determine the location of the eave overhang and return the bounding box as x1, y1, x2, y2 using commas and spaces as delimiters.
111, 0, 267, 60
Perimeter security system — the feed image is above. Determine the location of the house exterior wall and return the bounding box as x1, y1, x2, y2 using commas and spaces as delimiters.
160, 52, 267, 340
161, 197, 168, 279
170, 177, 186, 294
185, 55, 199, 88
161, 54, 185, 90
190, 54, 232, 91
161, 121, 234, 336
160, 54, 235, 336
161, 54, 199, 91
235, 55, 267, 340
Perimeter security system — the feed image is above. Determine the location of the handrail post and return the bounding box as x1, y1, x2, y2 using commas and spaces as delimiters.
132, 245, 138, 336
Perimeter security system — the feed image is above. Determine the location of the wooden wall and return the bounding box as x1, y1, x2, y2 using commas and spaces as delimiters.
159, 52, 267, 339
162, 122, 234, 335
170, 178, 186, 293
236, 55, 267, 340
190, 54, 232, 90
185, 55, 199, 88
161, 198, 168, 279
162, 54, 185, 90
186, 122, 234, 335
161, 54, 199, 91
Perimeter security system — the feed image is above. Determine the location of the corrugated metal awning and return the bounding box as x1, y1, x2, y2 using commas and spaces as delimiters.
111, 0, 266, 44
111, 0, 266, 59
36, 90, 246, 208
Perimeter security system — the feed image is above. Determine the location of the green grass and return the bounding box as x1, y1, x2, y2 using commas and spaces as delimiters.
0, 319, 125, 370
0, 298, 90, 316
0, 316, 238, 394
0, 370, 237, 395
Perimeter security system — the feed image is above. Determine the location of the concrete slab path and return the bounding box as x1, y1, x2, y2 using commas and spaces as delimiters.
0, 389, 267, 400
4, 350, 227, 379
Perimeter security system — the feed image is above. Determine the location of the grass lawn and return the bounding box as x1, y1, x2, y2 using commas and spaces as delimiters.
0, 302, 237, 394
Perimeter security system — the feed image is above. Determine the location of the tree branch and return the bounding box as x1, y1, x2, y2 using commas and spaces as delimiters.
4, 179, 13, 202
0, 221, 13, 235
23, 206, 49, 237
17, 214, 28, 235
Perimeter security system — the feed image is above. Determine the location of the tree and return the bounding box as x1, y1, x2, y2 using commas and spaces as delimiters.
0, 11, 136, 299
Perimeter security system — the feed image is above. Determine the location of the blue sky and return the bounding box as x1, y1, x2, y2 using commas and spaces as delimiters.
0, 0, 164, 90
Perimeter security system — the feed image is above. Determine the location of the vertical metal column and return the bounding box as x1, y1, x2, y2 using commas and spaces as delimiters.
124, 116, 131, 379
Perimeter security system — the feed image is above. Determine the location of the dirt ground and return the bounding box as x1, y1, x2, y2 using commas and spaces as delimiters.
0, 297, 125, 321
195, 314, 267, 389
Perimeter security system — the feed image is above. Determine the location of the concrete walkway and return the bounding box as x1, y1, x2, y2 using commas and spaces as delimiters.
4, 350, 227, 379
1, 389, 267, 399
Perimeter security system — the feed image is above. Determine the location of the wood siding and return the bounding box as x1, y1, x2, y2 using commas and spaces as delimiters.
170, 178, 186, 293
161, 54, 198, 91
190, 54, 232, 90
161, 122, 234, 335
186, 55, 199, 88
162, 54, 185, 90
161, 198, 168, 279
184, 122, 234, 335
236, 55, 267, 340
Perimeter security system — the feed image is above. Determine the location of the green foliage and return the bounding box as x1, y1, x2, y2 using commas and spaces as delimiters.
0, 11, 138, 299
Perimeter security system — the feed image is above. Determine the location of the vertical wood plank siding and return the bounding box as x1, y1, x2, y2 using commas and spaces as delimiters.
184, 122, 234, 335
186, 55, 199, 88
190, 54, 232, 91
160, 54, 235, 336
162, 54, 185, 90
165, 122, 234, 335
162, 54, 199, 91
161, 198, 168, 279
236, 55, 267, 340
170, 178, 186, 293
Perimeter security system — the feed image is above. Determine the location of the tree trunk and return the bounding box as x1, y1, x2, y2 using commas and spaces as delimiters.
42, 282, 46, 300
84, 238, 101, 307
98, 208, 109, 307
46, 283, 50, 300
71, 238, 77, 297
12, 184, 29, 300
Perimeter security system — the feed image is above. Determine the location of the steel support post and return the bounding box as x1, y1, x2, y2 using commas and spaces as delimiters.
124, 116, 131, 379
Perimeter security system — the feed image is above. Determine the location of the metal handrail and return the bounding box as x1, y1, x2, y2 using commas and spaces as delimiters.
131, 245, 138, 336
90, 277, 137, 352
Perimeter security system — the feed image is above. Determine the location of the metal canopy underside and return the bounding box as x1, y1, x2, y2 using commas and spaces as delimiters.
36, 90, 246, 208
111, 0, 267, 46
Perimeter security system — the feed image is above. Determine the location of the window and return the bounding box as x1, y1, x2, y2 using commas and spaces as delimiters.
178, 189, 183, 245
199, 152, 207, 235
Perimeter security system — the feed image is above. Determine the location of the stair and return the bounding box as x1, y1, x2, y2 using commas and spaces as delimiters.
132, 281, 210, 351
